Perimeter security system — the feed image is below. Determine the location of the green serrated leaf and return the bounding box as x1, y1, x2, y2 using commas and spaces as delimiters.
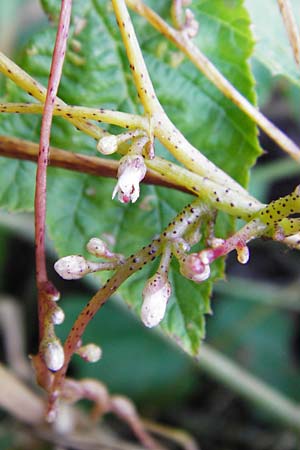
0, 0, 261, 354
245, 0, 300, 87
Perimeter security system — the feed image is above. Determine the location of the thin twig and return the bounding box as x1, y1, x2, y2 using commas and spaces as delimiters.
35, 1, 72, 357
277, 0, 300, 67
126, 0, 300, 162
0, 135, 263, 218
36, 0, 72, 289
0, 135, 189, 193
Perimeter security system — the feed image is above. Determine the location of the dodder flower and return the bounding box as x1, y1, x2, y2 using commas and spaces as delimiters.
141, 273, 171, 328
112, 154, 147, 204
76, 343, 102, 363
179, 253, 210, 283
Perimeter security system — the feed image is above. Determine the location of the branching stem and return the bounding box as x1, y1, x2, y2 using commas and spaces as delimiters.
126, 0, 300, 162
0, 51, 106, 140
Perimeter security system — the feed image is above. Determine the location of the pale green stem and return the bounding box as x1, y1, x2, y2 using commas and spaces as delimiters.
126, 0, 300, 162
277, 0, 300, 66
0, 51, 107, 139
199, 344, 300, 431
0, 102, 148, 131
147, 156, 263, 219
111, 0, 261, 201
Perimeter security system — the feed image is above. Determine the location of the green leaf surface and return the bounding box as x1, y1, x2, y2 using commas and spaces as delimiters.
245, 0, 300, 87
0, 0, 260, 354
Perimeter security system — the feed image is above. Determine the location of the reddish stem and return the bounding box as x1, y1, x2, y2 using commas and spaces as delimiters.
35, 0, 72, 340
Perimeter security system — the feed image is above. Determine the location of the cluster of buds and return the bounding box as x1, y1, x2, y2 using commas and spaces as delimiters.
54, 238, 125, 281
184, 8, 199, 38
112, 154, 147, 204
37, 282, 65, 373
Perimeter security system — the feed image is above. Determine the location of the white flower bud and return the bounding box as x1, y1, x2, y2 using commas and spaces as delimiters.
97, 135, 118, 155
141, 273, 171, 328
185, 9, 199, 38
180, 253, 210, 283
86, 237, 110, 257
52, 306, 65, 325
236, 245, 250, 264
54, 255, 90, 280
43, 339, 64, 372
112, 154, 147, 204
76, 343, 102, 363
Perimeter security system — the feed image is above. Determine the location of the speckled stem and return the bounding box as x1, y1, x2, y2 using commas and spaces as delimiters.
0, 52, 107, 140
126, 0, 300, 162
111, 0, 260, 201
147, 156, 263, 219
50, 199, 206, 403
36, 0, 72, 288
202, 186, 300, 262
0, 102, 148, 131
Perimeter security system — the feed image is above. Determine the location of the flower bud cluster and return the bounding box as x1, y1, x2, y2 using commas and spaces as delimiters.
54, 238, 125, 280
184, 9, 199, 38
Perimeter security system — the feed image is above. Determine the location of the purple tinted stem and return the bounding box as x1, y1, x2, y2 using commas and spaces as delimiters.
35, 0, 72, 340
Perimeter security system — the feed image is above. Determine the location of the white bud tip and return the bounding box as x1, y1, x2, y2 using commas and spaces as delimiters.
86, 237, 108, 257
54, 255, 89, 280
141, 275, 171, 328
237, 246, 250, 264
77, 343, 102, 363
97, 135, 118, 155
43, 341, 65, 372
52, 307, 65, 325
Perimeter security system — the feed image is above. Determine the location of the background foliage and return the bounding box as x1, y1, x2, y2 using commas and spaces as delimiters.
0, 1, 299, 449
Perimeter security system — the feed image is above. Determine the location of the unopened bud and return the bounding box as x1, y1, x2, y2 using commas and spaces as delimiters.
86, 237, 111, 258
210, 238, 225, 249
54, 255, 90, 280
141, 273, 171, 328
43, 339, 64, 372
112, 154, 147, 204
185, 9, 199, 38
76, 343, 102, 362
52, 306, 65, 325
236, 245, 250, 264
97, 135, 118, 155
180, 253, 210, 283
